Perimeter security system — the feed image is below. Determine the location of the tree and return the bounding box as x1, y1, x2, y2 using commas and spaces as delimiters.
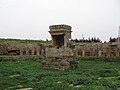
109, 37, 116, 42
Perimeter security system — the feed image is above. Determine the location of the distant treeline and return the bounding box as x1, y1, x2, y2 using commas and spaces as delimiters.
71, 37, 101, 43
109, 37, 116, 42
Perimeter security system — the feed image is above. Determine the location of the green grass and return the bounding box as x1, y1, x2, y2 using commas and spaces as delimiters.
0, 60, 120, 90
0, 38, 50, 44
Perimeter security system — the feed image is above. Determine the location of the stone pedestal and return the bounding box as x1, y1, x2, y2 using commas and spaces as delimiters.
43, 47, 79, 70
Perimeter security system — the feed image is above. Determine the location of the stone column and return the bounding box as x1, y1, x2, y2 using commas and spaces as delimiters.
64, 35, 67, 47
75, 46, 78, 56
26, 49, 29, 55
107, 49, 110, 57
116, 49, 119, 57
32, 49, 35, 55
41, 49, 44, 55
20, 49, 23, 56
98, 50, 102, 57
52, 36, 54, 47
37, 49, 40, 55
82, 50, 85, 57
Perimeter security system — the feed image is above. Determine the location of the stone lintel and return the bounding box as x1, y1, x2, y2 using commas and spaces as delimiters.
49, 24, 72, 30
49, 30, 72, 35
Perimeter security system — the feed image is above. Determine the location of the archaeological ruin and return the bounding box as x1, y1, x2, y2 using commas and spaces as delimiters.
43, 24, 79, 70
0, 24, 120, 63
49, 24, 72, 47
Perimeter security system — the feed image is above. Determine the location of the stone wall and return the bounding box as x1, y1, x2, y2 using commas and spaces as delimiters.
0, 43, 47, 61
75, 42, 120, 58
1, 42, 120, 62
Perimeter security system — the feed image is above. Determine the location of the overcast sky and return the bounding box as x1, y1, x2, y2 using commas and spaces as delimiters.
0, 0, 120, 41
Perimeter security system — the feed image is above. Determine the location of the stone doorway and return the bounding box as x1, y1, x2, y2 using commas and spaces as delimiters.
52, 35, 64, 47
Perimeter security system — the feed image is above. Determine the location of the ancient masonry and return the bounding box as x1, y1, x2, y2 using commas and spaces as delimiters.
43, 24, 79, 70
49, 24, 72, 47
75, 42, 120, 58
0, 24, 120, 62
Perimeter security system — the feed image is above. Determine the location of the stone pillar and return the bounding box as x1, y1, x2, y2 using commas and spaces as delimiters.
32, 49, 35, 55
51, 36, 54, 47
107, 49, 110, 57
82, 50, 85, 57
75, 46, 78, 56
26, 49, 29, 55
98, 50, 102, 57
20, 49, 23, 56
37, 49, 40, 55
41, 49, 44, 55
65, 33, 71, 47
64, 35, 67, 47
116, 49, 119, 57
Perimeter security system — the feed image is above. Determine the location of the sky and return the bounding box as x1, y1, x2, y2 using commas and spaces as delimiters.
0, 0, 120, 42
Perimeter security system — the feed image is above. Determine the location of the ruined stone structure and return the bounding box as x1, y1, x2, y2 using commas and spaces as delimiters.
0, 24, 120, 62
0, 43, 46, 56
0, 43, 46, 61
49, 24, 72, 47
43, 24, 79, 70
75, 42, 120, 58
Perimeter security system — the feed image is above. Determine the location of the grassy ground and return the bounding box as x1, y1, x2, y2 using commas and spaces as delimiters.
0, 38, 50, 44
0, 60, 120, 90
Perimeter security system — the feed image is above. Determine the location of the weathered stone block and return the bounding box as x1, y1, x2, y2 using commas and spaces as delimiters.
43, 47, 79, 70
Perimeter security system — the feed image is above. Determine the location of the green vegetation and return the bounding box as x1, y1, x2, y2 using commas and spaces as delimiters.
0, 38, 50, 44
0, 59, 120, 90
